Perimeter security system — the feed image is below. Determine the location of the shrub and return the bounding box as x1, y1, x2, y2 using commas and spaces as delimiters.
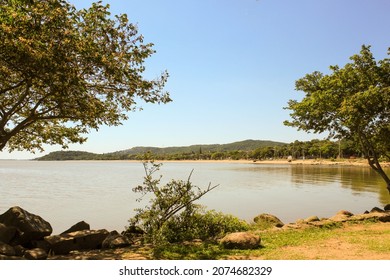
162, 209, 249, 243
129, 161, 219, 245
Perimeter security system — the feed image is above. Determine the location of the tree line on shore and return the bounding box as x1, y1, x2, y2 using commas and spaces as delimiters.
36, 138, 366, 161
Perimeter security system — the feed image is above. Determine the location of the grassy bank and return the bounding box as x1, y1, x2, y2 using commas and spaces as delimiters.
154, 221, 390, 260
49, 218, 390, 260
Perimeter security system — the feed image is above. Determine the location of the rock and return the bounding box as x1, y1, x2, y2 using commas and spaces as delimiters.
253, 213, 284, 228
350, 212, 390, 223
0, 242, 16, 256
24, 248, 48, 260
0, 206, 52, 245
61, 221, 90, 235
102, 231, 130, 249
385, 204, 390, 211
220, 232, 260, 250
0, 254, 23, 260
283, 223, 305, 230
45, 229, 109, 255
336, 210, 354, 216
13, 245, 26, 257
370, 207, 385, 213
122, 225, 145, 236
310, 220, 340, 228
329, 213, 351, 222
0, 223, 16, 244
31, 239, 51, 253
305, 216, 320, 223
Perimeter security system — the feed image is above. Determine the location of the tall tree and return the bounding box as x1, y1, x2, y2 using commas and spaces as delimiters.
0, 0, 171, 152
284, 45, 390, 193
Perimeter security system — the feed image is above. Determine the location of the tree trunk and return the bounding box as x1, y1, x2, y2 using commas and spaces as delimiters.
359, 133, 390, 194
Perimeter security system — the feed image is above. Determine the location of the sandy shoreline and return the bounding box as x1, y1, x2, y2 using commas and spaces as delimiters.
32, 158, 390, 168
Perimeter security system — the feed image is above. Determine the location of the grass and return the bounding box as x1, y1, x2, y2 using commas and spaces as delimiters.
152, 221, 390, 260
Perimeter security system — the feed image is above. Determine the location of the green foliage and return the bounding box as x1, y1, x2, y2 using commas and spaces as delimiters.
284, 45, 390, 190
153, 242, 228, 260
163, 209, 249, 243
0, 0, 170, 152
36, 138, 364, 161
129, 161, 220, 246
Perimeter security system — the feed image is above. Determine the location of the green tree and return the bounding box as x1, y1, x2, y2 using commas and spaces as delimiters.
0, 0, 170, 152
284, 45, 390, 192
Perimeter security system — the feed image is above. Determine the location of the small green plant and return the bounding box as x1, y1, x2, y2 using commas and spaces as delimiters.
163, 209, 249, 243
129, 161, 220, 246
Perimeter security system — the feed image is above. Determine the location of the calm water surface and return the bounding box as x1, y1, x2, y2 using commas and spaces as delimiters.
1, 160, 389, 234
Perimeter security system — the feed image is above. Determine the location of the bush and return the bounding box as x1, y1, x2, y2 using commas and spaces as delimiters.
163, 209, 249, 243
129, 161, 248, 247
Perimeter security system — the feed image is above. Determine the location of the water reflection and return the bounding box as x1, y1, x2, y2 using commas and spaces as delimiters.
289, 165, 389, 205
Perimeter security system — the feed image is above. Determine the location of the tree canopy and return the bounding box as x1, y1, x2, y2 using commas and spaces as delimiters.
0, 0, 171, 152
284, 45, 390, 192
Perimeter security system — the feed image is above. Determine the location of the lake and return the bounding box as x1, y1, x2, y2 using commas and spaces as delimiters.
1, 160, 389, 234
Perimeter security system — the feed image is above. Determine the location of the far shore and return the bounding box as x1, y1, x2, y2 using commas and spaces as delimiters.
93, 158, 390, 168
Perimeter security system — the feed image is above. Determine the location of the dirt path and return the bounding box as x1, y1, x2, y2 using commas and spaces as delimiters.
254, 223, 390, 260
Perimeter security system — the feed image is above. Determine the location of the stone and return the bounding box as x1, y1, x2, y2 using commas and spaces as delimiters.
0, 242, 16, 256
336, 210, 354, 216
0, 223, 16, 244
329, 213, 351, 222
0, 206, 52, 245
305, 216, 320, 223
220, 232, 260, 250
385, 204, 390, 211
45, 229, 109, 255
349, 212, 390, 223
61, 221, 90, 235
122, 225, 145, 236
24, 248, 48, 260
31, 239, 51, 253
253, 213, 284, 228
370, 207, 385, 213
102, 231, 130, 249
13, 245, 26, 257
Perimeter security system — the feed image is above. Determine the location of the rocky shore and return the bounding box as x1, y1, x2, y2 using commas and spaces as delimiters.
0, 206, 137, 260
1, 205, 390, 260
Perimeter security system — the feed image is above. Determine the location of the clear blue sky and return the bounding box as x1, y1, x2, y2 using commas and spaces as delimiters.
2, 0, 389, 159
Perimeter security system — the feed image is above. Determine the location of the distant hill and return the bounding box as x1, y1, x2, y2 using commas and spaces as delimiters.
36, 139, 286, 161
112, 139, 285, 155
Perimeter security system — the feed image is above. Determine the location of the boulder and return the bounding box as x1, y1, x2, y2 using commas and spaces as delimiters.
31, 239, 51, 253
61, 221, 90, 235
102, 231, 130, 249
304, 216, 320, 223
0, 242, 16, 256
350, 212, 390, 223
336, 210, 354, 216
13, 245, 26, 257
24, 248, 48, 260
385, 204, 390, 211
0, 223, 16, 244
122, 225, 145, 236
0, 206, 52, 245
253, 213, 284, 228
220, 232, 260, 250
45, 229, 109, 255
370, 207, 385, 213
329, 213, 351, 222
